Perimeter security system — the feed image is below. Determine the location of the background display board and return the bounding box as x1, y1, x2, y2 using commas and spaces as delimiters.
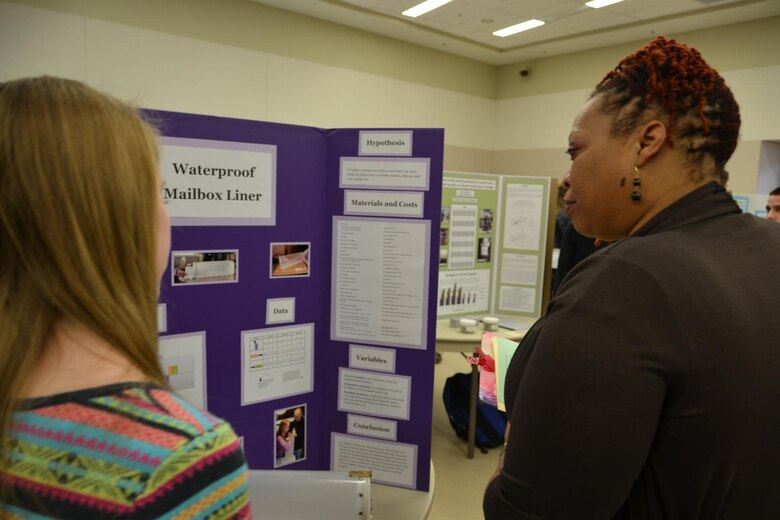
438, 173, 500, 318
438, 172, 550, 320
153, 110, 443, 491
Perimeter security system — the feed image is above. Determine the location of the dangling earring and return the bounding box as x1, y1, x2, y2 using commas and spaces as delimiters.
631, 166, 641, 201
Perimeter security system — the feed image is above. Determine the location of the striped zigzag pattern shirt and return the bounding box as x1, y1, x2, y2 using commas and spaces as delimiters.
1, 382, 251, 519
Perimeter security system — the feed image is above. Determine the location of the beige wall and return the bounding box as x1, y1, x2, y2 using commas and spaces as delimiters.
2, 0, 778, 192
496, 16, 780, 100
3, 0, 497, 98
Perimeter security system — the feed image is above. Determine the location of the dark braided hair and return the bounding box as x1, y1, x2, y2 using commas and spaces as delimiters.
593, 36, 740, 184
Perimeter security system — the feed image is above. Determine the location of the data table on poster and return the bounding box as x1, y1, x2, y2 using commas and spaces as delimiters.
242, 324, 314, 405
248, 328, 307, 370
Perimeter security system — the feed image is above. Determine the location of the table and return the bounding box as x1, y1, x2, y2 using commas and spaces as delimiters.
271, 261, 309, 276
435, 318, 533, 458
372, 461, 435, 520
248, 462, 434, 520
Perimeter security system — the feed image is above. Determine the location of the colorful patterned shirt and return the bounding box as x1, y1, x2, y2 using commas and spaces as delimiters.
1, 382, 251, 519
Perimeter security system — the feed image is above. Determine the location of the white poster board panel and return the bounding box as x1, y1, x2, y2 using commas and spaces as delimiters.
241, 323, 314, 406
160, 136, 276, 226
158, 331, 207, 409
331, 433, 417, 488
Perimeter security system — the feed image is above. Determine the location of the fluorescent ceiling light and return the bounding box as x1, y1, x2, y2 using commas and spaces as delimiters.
493, 19, 545, 37
402, 0, 452, 18
585, 0, 624, 8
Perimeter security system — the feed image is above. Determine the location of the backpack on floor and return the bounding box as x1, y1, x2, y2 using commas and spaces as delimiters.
442, 372, 507, 451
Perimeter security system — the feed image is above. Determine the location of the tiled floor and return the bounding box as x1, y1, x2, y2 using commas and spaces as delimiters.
427, 352, 502, 520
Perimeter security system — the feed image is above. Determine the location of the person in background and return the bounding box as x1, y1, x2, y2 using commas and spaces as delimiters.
484, 36, 780, 518
553, 177, 570, 249
0, 77, 251, 518
551, 219, 606, 295
289, 407, 305, 460
766, 186, 780, 222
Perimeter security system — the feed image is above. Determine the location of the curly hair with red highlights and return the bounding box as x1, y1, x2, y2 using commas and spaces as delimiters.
593, 36, 740, 184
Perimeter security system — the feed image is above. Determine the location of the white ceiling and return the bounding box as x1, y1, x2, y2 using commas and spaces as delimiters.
249, 0, 780, 65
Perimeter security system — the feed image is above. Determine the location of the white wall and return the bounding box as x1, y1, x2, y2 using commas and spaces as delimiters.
0, 1, 496, 150
2, 0, 779, 191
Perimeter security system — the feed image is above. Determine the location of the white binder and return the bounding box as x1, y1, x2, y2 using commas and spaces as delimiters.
247, 470, 371, 519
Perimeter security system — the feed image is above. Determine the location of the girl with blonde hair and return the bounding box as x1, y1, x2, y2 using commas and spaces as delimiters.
0, 76, 250, 518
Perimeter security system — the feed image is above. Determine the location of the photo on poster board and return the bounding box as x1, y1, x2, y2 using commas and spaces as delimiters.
274, 404, 307, 468
480, 208, 494, 233
270, 242, 310, 278
171, 250, 238, 285
440, 206, 450, 226
477, 237, 492, 263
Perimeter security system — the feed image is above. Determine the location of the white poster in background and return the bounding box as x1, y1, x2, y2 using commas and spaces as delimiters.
241, 323, 314, 405
503, 183, 544, 251
160, 137, 276, 226
331, 433, 417, 488
443, 176, 497, 191
339, 157, 430, 190
343, 190, 424, 218
499, 285, 537, 314
437, 269, 491, 316
448, 204, 478, 269
338, 368, 412, 420
331, 217, 430, 349
158, 331, 207, 409
500, 253, 539, 286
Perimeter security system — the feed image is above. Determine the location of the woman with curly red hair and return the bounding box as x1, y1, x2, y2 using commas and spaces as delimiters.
484, 36, 780, 518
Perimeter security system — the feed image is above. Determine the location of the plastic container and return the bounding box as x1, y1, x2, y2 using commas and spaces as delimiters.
459, 318, 477, 333
482, 316, 499, 331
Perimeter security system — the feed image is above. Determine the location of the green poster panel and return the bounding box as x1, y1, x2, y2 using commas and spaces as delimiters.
493, 177, 551, 319
438, 172, 500, 318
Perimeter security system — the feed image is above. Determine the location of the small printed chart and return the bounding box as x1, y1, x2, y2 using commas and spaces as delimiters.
158, 331, 206, 409
162, 354, 196, 391
248, 328, 307, 370
241, 323, 314, 405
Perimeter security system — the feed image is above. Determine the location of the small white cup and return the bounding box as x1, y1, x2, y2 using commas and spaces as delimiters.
482, 316, 499, 331
459, 318, 477, 334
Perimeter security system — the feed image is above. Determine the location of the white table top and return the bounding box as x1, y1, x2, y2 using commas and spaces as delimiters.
435, 318, 533, 352
372, 461, 435, 520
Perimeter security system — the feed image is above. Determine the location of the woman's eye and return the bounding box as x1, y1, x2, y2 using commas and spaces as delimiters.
566, 148, 577, 160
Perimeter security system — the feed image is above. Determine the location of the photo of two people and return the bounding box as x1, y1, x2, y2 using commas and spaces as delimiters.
274, 405, 306, 468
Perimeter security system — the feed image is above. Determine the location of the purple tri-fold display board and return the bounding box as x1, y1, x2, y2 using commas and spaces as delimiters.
150, 109, 443, 492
